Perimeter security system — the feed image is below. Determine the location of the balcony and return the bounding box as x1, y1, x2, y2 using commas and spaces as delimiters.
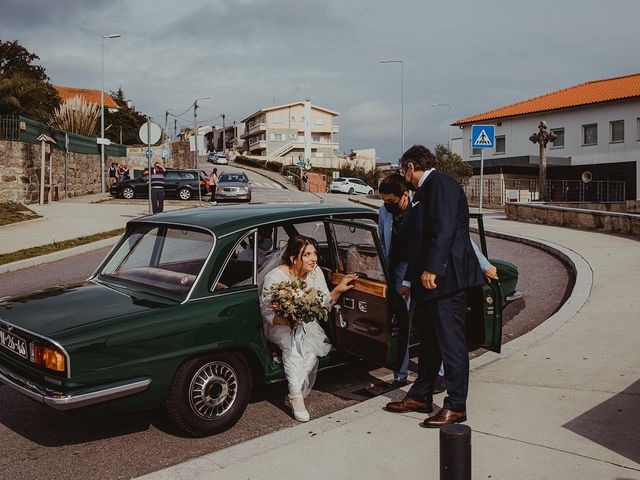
249, 139, 267, 152
240, 122, 267, 139
332, 125, 340, 134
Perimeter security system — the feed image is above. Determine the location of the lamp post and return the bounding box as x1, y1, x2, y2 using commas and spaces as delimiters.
432, 103, 452, 148
100, 34, 120, 194
380, 60, 404, 158
193, 96, 210, 168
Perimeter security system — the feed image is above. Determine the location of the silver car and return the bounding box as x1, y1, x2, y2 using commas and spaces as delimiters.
216, 172, 251, 202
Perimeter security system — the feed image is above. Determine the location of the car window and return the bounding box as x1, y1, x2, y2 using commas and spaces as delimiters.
165, 172, 180, 180
180, 171, 197, 180
330, 223, 384, 282
219, 174, 246, 183
213, 232, 256, 290
100, 225, 214, 296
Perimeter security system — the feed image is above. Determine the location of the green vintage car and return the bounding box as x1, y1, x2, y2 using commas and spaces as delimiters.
0, 204, 519, 436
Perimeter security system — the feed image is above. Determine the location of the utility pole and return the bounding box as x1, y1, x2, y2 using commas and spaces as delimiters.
193, 100, 199, 169
174, 119, 177, 140
163, 110, 169, 143
220, 114, 226, 154
529, 121, 557, 202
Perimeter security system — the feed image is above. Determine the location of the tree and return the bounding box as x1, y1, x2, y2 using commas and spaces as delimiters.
103, 87, 148, 145
434, 144, 473, 182
0, 39, 60, 121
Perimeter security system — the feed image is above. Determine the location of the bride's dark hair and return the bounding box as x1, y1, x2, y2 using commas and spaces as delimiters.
282, 235, 316, 266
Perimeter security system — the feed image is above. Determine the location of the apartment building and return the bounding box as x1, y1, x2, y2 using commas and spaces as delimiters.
453, 73, 640, 200
240, 101, 340, 161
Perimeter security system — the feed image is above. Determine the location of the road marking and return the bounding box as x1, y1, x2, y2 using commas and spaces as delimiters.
253, 182, 283, 190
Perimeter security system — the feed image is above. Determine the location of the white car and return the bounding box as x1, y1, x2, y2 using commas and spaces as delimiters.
213, 153, 229, 165
329, 177, 374, 195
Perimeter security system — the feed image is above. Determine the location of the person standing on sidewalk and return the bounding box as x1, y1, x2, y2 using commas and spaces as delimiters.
301, 173, 309, 192
385, 145, 484, 428
150, 162, 166, 213
379, 173, 497, 391
108, 163, 117, 188
209, 168, 219, 205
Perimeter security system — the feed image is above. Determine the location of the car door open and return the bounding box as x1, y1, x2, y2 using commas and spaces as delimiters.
324, 219, 397, 367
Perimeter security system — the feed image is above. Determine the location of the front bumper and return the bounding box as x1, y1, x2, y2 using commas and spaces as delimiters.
0, 364, 151, 411
216, 190, 250, 199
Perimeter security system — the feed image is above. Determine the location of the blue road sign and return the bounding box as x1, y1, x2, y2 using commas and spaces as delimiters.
144, 148, 153, 159
295, 161, 305, 167
471, 125, 495, 149
161, 148, 169, 159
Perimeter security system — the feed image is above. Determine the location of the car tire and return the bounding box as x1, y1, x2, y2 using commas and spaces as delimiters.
348, 187, 355, 195
178, 188, 192, 201
166, 352, 252, 437
122, 187, 135, 199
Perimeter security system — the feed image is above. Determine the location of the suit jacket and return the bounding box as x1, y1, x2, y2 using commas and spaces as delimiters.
378, 201, 412, 292
404, 170, 484, 302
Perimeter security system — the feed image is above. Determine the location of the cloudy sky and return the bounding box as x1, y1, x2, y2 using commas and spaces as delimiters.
2, 0, 639, 161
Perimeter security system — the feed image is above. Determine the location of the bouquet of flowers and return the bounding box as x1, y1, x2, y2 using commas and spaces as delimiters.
263, 278, 332, 334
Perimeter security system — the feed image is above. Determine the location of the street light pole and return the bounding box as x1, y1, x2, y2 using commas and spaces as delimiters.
380, 60, 404, 158
192, 96, 210, 169
432, 103, 452, 148
100, 34, 120, 194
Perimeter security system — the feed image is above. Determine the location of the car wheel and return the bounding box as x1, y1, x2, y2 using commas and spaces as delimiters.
178, 188, 192, 200
166, 352, 252, 437
122, 187, 135, 199
348, 187, 355, 195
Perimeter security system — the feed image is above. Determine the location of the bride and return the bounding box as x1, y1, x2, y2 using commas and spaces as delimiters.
259, 235, 357, 422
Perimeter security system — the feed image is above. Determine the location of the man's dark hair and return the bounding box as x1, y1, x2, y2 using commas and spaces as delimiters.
378, 173, 407, 196
399, 145, 437, 171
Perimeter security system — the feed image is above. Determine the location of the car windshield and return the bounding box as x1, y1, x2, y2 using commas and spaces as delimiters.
333, 178, 346, 182
99, 224, 214, 297
219, 174, 247, 183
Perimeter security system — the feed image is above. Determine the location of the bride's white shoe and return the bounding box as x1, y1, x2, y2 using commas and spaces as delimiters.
286, 395, 310, 422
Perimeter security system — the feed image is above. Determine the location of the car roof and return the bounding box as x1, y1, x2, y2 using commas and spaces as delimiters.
129, 204, 375, 238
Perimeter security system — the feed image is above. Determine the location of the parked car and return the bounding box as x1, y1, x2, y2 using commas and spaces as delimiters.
0, 205, 519, 437
207, 151, 228, 165
215, 171, 252, 202
109, 168, 209, 200
329, 177, 374, 195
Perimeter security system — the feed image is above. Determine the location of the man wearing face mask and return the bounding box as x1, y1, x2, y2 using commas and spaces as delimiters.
238, 227, 274, 266
384, 145, 485, 428
379, 174, 497, 392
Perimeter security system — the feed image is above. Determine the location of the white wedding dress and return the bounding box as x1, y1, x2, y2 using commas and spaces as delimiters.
259, 265, 332, 398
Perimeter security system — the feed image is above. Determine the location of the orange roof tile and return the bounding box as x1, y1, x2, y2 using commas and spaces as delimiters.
54, 86, 120, 109
453, 73, 640, 126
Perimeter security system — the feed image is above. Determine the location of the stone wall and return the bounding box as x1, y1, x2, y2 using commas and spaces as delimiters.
0, 139, 105, 203
125, 141, 194, 172
505, 202, 640, 237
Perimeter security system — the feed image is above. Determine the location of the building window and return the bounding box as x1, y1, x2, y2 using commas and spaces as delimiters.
582, 124, 597, 146
495, 136, 505, 154
312, 134, 321, 142
551, 128, 564, 148
271, 115, 283, 124
610, 120, 624, 143
315, 117, 324, 125
270, 133, 284, 141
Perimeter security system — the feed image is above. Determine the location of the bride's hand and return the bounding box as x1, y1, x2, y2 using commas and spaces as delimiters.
336, 273, 358, 293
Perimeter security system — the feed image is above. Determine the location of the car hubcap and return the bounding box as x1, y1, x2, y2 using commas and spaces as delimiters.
189, 361, 238, 419
123, 189, 133, 199
180, 190, 190, 200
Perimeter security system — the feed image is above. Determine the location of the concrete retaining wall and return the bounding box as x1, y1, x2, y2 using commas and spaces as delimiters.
505, 202, 640, 237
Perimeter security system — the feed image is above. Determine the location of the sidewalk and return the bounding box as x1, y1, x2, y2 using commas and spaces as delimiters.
137, 215, 640, 479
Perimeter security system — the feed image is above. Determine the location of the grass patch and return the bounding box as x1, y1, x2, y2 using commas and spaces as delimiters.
0, 228, 124, 266
0, 203, 41, 226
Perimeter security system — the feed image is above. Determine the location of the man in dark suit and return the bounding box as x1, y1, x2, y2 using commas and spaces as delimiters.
385, 145, 484, 427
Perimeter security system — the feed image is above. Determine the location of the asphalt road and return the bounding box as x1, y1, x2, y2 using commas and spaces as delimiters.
0, 232, 571, 480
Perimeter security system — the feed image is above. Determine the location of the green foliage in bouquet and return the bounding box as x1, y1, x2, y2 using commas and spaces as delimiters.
263, 278, 331, 333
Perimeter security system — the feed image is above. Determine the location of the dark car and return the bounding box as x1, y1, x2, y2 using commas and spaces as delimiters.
216, 171, 252, 202
110, 168, 210, 201
0, 205, 519, 437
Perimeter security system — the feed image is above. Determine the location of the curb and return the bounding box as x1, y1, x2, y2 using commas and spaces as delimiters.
0, 215, 45, 231
0, 236, 120, 275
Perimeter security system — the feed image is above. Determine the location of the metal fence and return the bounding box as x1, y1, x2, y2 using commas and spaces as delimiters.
0, 115, 126, 157
463, 178, 626, 205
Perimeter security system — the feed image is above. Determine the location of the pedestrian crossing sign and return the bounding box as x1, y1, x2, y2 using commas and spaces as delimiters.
471, 124, 495, 149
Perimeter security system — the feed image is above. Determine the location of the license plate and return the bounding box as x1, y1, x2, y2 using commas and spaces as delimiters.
0, 327, 28, 359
